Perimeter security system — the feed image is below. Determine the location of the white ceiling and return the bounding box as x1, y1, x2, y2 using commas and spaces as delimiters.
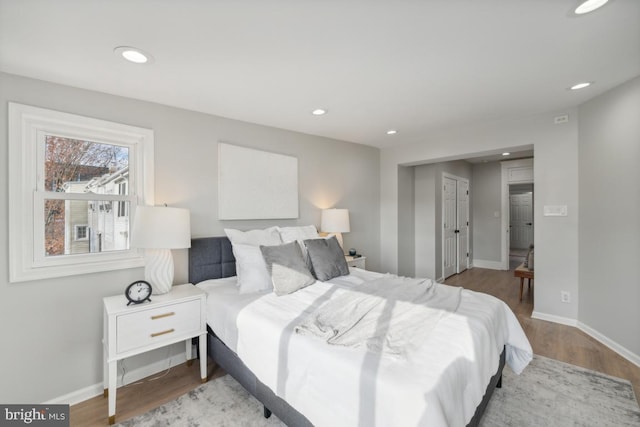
1, 1, 639, 149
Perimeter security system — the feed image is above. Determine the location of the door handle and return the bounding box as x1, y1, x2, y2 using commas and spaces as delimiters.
526, 223, 532, 225
454, 229, 460, 233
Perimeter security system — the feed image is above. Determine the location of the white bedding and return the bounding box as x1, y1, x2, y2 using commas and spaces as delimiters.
198, 269, 532, 427
296, 275, 462, 355
196, 276, 262, 351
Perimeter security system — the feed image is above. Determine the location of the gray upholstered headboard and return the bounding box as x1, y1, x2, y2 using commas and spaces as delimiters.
189, 237, 236, 284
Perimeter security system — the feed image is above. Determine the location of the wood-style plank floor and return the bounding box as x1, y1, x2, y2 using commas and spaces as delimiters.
71, 267, 640, 426
444, 267, 640, 404
70, 360, 223, 426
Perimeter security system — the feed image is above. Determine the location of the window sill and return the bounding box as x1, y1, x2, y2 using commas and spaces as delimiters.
10, 254, 145, 283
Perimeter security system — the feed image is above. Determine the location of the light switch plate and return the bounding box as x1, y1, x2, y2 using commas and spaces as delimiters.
554, 114, 569, 124
544, 205, 568, 216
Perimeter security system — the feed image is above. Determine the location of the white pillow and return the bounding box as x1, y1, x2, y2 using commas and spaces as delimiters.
277, 225, 319, 243
225, 226, 283, 246
231, 244, 272, 294
225, 227, 282, 293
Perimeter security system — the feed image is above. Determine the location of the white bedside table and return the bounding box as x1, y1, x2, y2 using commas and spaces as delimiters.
345, 255, 366, 269
103, 284, 207, 424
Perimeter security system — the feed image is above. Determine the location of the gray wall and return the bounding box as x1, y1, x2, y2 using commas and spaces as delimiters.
471, 162, 502, 264
397, 165, 415, 276
413, 165, 436, 278
414, 160, 471, 279
0, 72, 380, 403
578, 75, 640, 357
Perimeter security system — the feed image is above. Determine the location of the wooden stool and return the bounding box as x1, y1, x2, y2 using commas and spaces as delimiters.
514, 263, 534, 301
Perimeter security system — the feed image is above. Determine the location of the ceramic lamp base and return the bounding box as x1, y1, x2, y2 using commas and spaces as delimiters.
327, 232, 344, 249
143, 248, 174, 295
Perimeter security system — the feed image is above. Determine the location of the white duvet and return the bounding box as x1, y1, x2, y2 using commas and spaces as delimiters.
296, 275, 462, 356
200, 269, 532, 427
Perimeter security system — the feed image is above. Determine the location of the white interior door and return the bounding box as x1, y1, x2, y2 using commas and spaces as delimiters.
510, 193, 533, 249
443, 176, 457, 279
443, 175, 470, 279
457, 179, 469, 273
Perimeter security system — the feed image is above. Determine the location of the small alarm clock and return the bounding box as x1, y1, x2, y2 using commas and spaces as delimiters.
125, 280, 152, 306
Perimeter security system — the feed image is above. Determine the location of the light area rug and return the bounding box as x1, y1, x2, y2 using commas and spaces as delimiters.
116, 355, 640, 427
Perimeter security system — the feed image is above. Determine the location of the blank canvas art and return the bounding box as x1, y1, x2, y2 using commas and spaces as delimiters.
218, 142, 299, 220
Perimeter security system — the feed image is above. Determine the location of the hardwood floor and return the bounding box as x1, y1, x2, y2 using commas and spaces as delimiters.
70, 360, 224, 426
444, 267, 640, 404
71, 267, 640, 426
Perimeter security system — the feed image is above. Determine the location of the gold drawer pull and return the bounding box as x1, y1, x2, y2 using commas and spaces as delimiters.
151, 329, 175, 338
151, 312, 175, 320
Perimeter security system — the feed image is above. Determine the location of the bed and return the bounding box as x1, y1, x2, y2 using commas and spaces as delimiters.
188, 234, 532, 427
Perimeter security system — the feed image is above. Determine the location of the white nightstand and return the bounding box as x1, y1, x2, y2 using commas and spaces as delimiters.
103, 284, 207, 424
345, 255, 366, 269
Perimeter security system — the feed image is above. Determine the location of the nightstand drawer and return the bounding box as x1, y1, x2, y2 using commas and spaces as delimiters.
116, 299, 201, 354
345, 255, 366, 269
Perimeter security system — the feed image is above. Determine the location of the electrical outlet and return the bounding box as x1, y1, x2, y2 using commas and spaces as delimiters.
561, 291, 571, 303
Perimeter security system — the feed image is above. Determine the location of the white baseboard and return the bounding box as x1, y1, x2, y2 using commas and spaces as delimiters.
46, 382, 106, 407
577, 321, 640, 368
531, 311, 578, 327
531, 311, 640, 368
45, 352, 189, 405
471, 260, 504, 270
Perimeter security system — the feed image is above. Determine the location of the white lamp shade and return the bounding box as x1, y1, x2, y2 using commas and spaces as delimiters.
321, 209, 350, 233
131, 206, 191, 249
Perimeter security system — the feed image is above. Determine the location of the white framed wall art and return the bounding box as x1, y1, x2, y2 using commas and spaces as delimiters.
218, 142, 299, 220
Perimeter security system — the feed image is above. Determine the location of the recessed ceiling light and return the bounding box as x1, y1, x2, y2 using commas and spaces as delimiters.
386, 130, 398, 135
502, 152, 511, 156
575, 0, 609, 15
114, 46, 154, 64
311, 109, 327, 116
570, 82, 592, 90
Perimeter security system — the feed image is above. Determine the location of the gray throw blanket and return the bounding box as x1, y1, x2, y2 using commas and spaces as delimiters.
295, 275, 462, 356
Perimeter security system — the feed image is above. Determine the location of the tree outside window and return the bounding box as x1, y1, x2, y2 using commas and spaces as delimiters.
44, 136, 129, 256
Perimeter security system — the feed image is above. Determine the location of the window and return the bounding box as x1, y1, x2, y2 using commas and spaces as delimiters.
8, 103, 155, 282
75, 225, 89, 241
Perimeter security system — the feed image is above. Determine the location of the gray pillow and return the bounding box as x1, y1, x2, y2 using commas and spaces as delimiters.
304, 236, 350, 281
260, 241, 316, 296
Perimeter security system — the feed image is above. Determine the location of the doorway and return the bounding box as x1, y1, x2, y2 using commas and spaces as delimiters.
442, 174, 469, 279
509, 184, 534, 269
501, 158, 534, 270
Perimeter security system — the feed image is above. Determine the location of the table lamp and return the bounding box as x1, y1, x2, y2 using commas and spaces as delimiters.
321, 208, 350, 249
131, 206, 191, 294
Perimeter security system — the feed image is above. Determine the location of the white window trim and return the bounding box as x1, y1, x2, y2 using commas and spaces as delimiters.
118, 182, 128, 217
8, 103, 155, 282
